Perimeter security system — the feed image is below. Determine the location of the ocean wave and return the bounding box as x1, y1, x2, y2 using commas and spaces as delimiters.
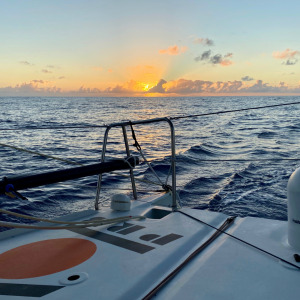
257, 131, 277, 139
185, 143, 224, 157
287, 123, 300, 131
1, 96, 299, 224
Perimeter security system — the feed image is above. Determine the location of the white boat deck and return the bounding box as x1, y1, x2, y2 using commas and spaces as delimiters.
0, 197, 299, 299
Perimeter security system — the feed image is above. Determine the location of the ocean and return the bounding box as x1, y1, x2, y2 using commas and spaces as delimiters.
0, 96, 300, 228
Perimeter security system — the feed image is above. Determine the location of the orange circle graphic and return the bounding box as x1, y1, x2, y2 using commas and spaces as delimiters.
0, 238, 97, 279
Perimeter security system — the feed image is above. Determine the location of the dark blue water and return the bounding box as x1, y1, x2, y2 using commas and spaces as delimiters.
0, 96, 300, 228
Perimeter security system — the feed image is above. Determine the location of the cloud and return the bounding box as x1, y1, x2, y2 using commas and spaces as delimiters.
146, 78, 300, 95
2, 78, 300, 97
210, 54, 223, 64
273, 48, 299, 59
104, 84, 130, 94
224, 53, 233, 58
104, 80, 147, 94
162, 79, 244, 94
42, 69, 52, 74
220, 60, 233, 66
0, 81, 61, 96
46, 64, 61, 70
77, 86, 102, 94
19, 61, 34, 66
284, 59, 298, 65
194, 50, 212, 62
31, 80, 46, 84
194, 38, 214, 46
210, 53, 233, 66
159, 45, 188, 55
58, 76, 66, 80
195, 50, 233, 66
241, 76, 254, 81
163, 78, 214, 94
239, 80, 289, 93
147, 79, 167, 93
273, 48, 300, 65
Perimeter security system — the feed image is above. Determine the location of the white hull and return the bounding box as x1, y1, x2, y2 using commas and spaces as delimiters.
0, 195, 299, 299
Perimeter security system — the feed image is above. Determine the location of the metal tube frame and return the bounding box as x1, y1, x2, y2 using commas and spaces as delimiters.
122, 125, 137, 200
94, 117, 177, 210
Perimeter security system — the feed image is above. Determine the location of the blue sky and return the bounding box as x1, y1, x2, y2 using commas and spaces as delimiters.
1, 0, 300, 96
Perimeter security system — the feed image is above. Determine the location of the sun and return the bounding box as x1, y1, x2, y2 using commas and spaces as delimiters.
142, 83, 155, 91
143, 84, 150, 91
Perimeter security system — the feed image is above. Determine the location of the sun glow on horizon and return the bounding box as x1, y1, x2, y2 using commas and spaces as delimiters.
1, 1, 300, 97
142, 83, 155, 91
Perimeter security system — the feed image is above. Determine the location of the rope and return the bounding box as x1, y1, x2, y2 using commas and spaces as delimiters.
140, 156, 300, 165
129, 122, 165, 187
142, 216, 236, 300
164, 165, 172, 186
0, 125, 107, 131
0, 209, 145, 229
138, 150, 165, 185
1, 101, 299, 168
123, 156, 138, 169
178, 210, 300, 270
54, 179, 164, 192
111, 171, 163, 187
0, 208, 100, 225
170, 100, 300, 121
0, 100, 299, 132
176, 158, 300, 162
0, 142, 83, 166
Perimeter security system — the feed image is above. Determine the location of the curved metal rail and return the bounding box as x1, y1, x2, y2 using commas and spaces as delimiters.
95, 117, 177, 210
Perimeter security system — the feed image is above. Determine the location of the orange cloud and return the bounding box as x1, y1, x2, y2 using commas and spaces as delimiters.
220, 60, 233, 66
159, 45, 188, 55
2, 78, 300, 97
163, 78, 219, 94
105, 80, 147, 94
272, 48, 300, 59
150, 78, 300, 95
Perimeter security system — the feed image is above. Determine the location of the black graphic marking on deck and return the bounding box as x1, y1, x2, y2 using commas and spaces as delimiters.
0, 283, 64, 297
71, 228, 155, 254
152, 234, 183, 245
117, 225, 145, 235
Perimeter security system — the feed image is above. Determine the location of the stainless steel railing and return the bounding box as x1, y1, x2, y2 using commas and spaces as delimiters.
94, 117, 177, 210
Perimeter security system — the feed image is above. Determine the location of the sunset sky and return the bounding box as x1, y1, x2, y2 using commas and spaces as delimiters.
1, 0, 300, 97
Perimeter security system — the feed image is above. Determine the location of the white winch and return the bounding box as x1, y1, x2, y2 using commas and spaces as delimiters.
111, 193, 131, 211
287, 167, 300, 251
